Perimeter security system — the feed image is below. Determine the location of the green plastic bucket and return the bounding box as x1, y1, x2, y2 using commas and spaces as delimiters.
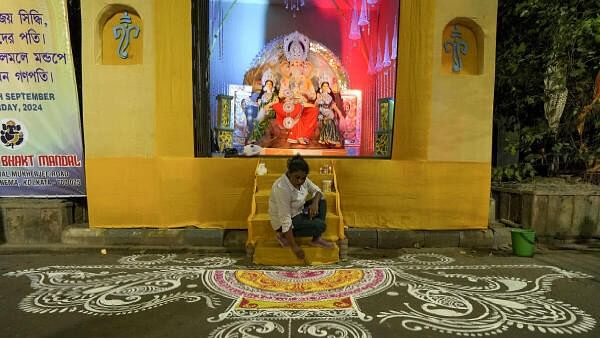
511, 228, 536, 257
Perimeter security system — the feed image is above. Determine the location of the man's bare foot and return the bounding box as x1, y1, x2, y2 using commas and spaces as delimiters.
310, 238, 334, 248
276, 233, 289, 247
292, 245, 305, 260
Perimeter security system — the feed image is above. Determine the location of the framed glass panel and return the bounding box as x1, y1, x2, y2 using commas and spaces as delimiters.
197, 0, 399, 158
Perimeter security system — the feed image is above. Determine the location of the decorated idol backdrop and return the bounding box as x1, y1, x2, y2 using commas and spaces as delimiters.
208, 0, 399, 157
0, 0, 84, 197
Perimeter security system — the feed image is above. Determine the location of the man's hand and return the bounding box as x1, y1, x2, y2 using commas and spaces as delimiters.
284, 230, 304, 260
308, 199, 319, 218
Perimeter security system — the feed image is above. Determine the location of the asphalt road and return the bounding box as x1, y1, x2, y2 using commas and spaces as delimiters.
0, 248, 598, 338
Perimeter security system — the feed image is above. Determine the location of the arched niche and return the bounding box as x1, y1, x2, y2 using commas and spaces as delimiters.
98, 5, 143, 65
441, 18, 484, 75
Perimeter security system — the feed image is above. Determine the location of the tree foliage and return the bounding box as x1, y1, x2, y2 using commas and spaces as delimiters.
493, 0, 600, 181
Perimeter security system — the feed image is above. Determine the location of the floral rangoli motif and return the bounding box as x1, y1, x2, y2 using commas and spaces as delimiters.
3, 253, 596, 337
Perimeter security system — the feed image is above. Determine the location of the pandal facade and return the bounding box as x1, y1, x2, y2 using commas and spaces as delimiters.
81, 0, 498, 262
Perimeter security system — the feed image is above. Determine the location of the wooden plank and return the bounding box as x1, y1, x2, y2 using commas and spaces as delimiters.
531, 195, 548, 235
499, 192, 510, 221
546, 195, 563, 237
559, 195, 575, 237
521, 193, 534, 227
491, 191, 501, 221
593, 196, 600, 238
509, 193, 522, 224
572, 195, 594, 239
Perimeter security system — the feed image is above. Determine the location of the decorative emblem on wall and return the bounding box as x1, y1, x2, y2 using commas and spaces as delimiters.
375, 98, 394, 157
340, 90, 362, 147
375, 131, 390, 157
444, 24, 469, 73
1, 119, 26, 149
3, 253, 596, 337
112, 11, 140, 60
215, 95, 234, 152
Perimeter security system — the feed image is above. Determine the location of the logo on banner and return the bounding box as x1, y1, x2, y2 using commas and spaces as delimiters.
1, 119, 27, 150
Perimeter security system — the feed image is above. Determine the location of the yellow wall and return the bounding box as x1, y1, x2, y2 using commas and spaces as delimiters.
86, 157, 256, 228
429, 0, 498, 162
393, 0, 434, 160
334, 160, 490, 229
82, 0, 156, 158
81, 0, 496, 230
154, 1, 194, 157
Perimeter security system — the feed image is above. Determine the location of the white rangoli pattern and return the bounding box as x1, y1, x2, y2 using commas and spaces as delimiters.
3, 253, 596, 337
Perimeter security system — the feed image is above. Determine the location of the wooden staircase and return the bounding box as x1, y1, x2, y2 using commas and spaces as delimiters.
247, 158, 345, 265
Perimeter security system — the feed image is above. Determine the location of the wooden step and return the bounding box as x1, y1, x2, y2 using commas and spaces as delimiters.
254, 191, 338, 215
252, 239, 340, 265
249, 213, 341, 243
256, 173, 336, 192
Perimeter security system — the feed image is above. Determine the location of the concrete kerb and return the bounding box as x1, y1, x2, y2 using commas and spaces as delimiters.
0, 243, 240, 255
348, 227, 503, 249
1, 224, 514, 254
223, 229, 248, 248
459, 229, 495, 248
378, 229, 426, 249
61, 226, 226, 247
490, 223, 513, 250
425, 230, 461, 247
346, 228, 378, 248
62, 226, 510, 250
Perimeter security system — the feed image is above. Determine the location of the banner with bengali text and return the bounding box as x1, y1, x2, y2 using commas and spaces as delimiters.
0, 0, 85, 196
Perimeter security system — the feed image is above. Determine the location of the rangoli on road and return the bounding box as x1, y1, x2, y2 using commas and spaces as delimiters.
4, 253, 597, 337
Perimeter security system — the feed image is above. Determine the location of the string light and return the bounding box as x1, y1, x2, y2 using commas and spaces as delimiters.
284, 0, 305, 17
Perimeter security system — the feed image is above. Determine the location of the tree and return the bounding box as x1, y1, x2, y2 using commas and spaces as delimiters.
493, 0, 600, 181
